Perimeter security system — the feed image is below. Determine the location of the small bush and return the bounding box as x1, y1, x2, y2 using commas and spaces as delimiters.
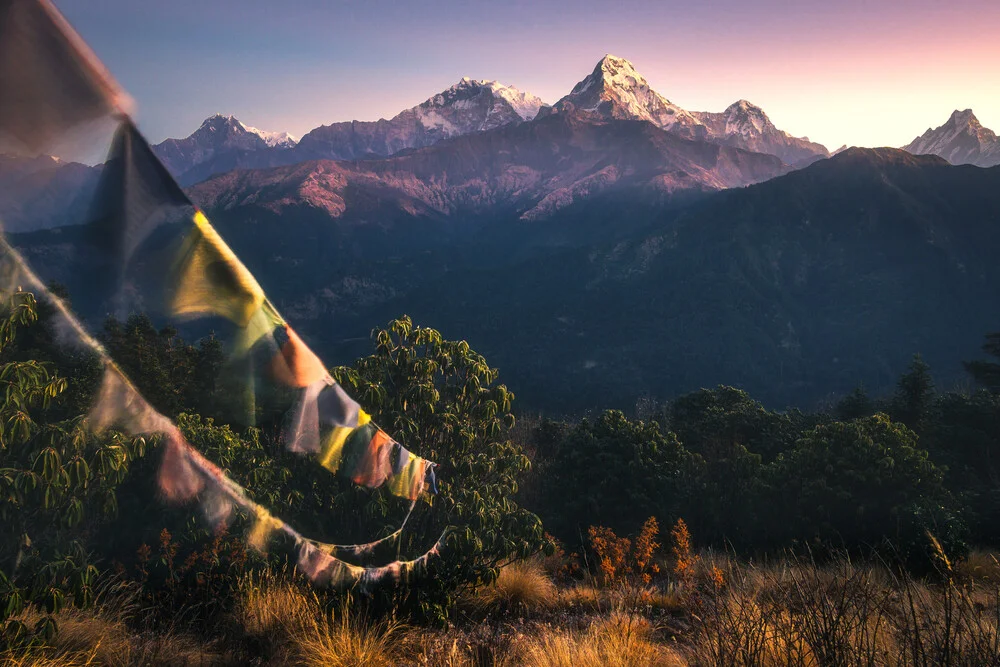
471, 559, 556, 616
293, 602, 405, 667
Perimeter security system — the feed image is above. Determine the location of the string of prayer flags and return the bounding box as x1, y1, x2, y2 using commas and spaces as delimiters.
0, 0, 448, 592
1, 236, 446, 591
314, 416, 439, 502
76, 117, 441, 506
0, 0, 131, 151
308, 499, 417, 560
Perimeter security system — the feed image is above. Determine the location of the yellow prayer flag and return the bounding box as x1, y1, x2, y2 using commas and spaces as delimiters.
171, 210, 265, 326
237, 299, 285, 355
317, 410, 370, 472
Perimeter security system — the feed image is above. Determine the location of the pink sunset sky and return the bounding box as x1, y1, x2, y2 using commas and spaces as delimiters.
57, 0, 1000, 151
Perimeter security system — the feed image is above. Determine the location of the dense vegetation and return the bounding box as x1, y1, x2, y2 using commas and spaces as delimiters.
3, 286, 1000, 662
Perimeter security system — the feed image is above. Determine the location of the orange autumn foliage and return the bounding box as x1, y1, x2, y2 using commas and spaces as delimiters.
587, 517, 661, 586
670, 518, 698, 588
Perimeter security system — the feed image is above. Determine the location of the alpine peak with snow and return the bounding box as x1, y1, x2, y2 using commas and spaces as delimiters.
541, 55, 827, 162
541, 54, 704, 137
152, 114, 297, 177
694, 99, 829, 165
293, 78, 547, 161
903, 109, 1000, 168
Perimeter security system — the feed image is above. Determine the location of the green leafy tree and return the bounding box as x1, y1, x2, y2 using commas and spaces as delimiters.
964, 332, 1000, 393
921, 390, 1000, 545
667, 386, 803, 463
332, 317, 546, 621
891, 354, 935, 432
0, 292, 145, 646
542, 409, 690, 542
101, 315, 226, 420
836, 384, 876, 421
665, 386, 804, 547
769, 413, 963, 563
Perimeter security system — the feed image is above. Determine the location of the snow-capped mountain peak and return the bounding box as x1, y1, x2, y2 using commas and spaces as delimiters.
293, 78, 546, 162
692, 99, 828, 164
903, 109, 1000, 167
547, 54, 704, 136
418, 78, 546, 126
152, 114, 297, 179
723, 100, 774, 137
196, 113, 297, 148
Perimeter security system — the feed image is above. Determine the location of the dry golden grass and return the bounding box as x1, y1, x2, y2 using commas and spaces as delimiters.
1, 606, 227, 667
517, 612, 686, 667
471, 559, 557, 615
292, 603, 405, 667
555, 582, 605, 611
956, 550, 1000, 583
233, 569, 318, 640
7, 552, 1000, 666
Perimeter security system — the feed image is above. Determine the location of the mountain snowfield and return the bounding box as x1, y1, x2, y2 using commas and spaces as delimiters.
903, 109, 1000, 167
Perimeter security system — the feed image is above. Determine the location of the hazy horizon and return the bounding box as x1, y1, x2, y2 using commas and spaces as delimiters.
56, 0, 1000, 151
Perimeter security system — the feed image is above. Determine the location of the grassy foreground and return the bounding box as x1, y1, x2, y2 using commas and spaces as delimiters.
3, 547, 1000, 667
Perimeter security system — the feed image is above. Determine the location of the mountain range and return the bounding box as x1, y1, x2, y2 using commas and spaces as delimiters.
4, 55, 1000, 414
146, 55, 830, 186
188, 112, 786, 225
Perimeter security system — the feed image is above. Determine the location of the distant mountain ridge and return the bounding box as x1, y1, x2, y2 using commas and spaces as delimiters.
693, 99, 829, 165
0, 153, 100, 232
152, 114, 296, 181
294, 77, 547, 161
356, 147, 1000, 411
159, 79, 547, 185
903, 109, 1000, 167
188, 112, 787, 223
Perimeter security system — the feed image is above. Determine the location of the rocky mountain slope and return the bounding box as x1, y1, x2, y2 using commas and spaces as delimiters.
542, 55, 828, 164
151, 114, 297, 184
903, 109, 1000, 167
694, 99, 829, 165
0, 153, 100, 232
293, 78, 546, 161
187, 111, 786, 223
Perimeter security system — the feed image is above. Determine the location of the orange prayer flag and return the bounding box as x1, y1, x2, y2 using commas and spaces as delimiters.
351, 429, 394, 488
269, 325, 328, 388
